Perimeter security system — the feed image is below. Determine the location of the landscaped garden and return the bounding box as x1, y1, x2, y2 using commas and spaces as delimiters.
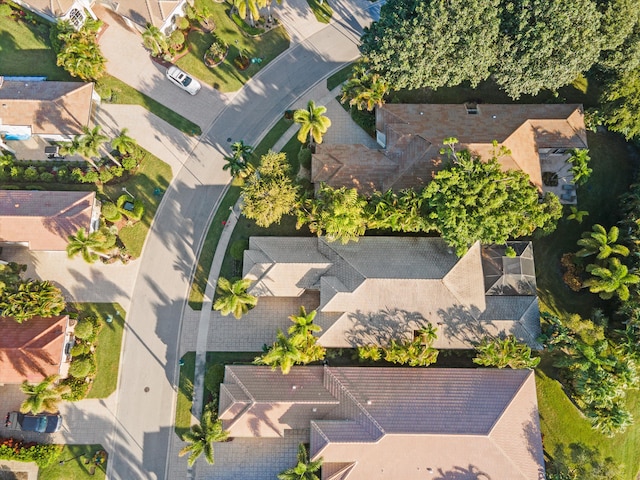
38, 444, 108, 480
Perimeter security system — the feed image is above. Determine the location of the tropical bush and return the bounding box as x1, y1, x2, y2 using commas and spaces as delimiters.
60, 376, 91, 401
68, 355, 96, 379
116, 195, 145, 221
51, 18, 106, 81
0, 439, 62, 467
102, 202, 122, 222
74, 319, 95, 340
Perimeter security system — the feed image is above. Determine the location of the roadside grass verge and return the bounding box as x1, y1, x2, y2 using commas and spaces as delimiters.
102, 151, 173, 258
175, 352, 196, 438
176, 0, 290, 93
306, 0, 333, 23
95, 76, 202, 136
38, 444, 107, 480
71, 303, 126, 399
326, 63, 353, 91
187, 117, 293, 310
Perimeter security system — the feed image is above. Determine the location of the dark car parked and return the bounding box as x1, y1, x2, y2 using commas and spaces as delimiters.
5, 411, 62, 433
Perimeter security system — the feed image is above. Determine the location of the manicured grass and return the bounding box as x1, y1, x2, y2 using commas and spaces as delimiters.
306, 0, 333, 23
176, 0, 290, 93
95, 75, 202, 136
175, 352, 196, 438
70, 303, 126, 399
326, 63, 354, 91
188, 117, 294, 310
102, 151, 173, 258
0, 15, 71, 80
38, 444, 106, 480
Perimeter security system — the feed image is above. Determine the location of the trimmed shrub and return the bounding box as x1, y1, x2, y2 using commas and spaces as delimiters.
74, 319, 94, 340
121, 155, 138, 171
99, 168, 114, 184
176, 16, 190, 30
68, 355, 96, 378
0, 439, 63, 467
170, 29, 185, 47
102, 202, 122, 222
60, 376, 90, 401
117, 195, 144, 221
39, 171, 55, 182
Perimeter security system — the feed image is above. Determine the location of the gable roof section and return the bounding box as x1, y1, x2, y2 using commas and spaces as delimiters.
313, 103, 587, 194
18, 0, 77, 18
0, 80, 93, 135
0, 315, 69, 383
0, 190, 96, 251
220, 366, 545, 480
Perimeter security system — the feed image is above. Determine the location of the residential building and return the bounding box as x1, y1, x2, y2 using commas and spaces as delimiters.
243, 237, 541, 349
0, 190, 101, 251
219, 366, 545, 480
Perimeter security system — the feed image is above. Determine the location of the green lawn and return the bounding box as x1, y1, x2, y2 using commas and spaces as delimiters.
188, 117, 293, 309
326, 63, 354, 91
175, 352, 196, 438
95, 76, 202, 136
176, 0, 290, 93
38, 444, 106, 480
102, 151, 173, 258
202, 352, 259, 404
70, 303, 126, 399
306, 0, 333, 23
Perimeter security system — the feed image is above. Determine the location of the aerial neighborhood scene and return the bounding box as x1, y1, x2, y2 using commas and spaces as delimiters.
1, 0, 640, 478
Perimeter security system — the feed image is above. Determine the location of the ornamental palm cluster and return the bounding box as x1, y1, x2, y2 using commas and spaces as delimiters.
179, 404, 229, 466
278, 443, 323, 480
294, 101, 332, 146
213, 277, 258, 319
20, 375, 70, 414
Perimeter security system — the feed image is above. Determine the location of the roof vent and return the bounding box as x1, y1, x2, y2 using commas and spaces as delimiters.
292, 385, 297, 390
366, 399, 372, 405
465, 102, 478, 115
312, 407, 317, 412
492, 115, 497, 119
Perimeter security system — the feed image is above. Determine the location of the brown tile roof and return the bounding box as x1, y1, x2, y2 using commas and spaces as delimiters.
0, 315, 69, 383
313, 103, 587, 194
220, 366, 545, 480
0, 190, 96, 251
243, 237, 540, 348
0, 80, 93, 136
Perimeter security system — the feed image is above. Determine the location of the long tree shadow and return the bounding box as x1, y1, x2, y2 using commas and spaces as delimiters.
345, 307, 429, 346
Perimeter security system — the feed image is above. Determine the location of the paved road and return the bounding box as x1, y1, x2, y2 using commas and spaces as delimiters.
107, 1, 380, 479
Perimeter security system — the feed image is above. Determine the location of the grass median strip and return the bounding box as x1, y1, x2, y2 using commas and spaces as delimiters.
175, 352, 197, 438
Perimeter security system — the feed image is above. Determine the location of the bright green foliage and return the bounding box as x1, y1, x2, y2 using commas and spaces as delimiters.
297, 184, 368, 244
67, 228, 109, 264
293, 101, 332, 145
422, 146, 562, 256
213, 277, 258, 319
472, 336, 540, 369
0, 280, 65, 323
278, 443, 323, 480
288, 306, 321, 338
567, 206, 589, 224
340, 64, 390, 111
179, 404, 229, 466
223, 141, 254, 178
366, 188, 432, 233
0, 442, 63, 468
62, 125, 108, 162
111, 128, 138, 156
73, 319, 94, 340
602, 68, 640, 140
569, 149, 593, 185
596, 0, 640, 72
0, 262, 25, 295
241, 151, 299, 227
232, 0, 266, 26
68, 355, 96, 378
117, 195, 145, 221
495, 0, 601, 98
360, 0, 501, 90
101, 202, 122, 222
357, 345, 382, 362
20, 375, 70, 414
255, 329, 304, 374
382, 325, 439, 367
53, 19, 105, 80
576, 224, 629, 260
142, 24, 170, 56
584, 257, 640, 301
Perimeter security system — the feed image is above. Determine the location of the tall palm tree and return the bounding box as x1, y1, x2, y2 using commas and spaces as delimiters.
566, 206, 589, 223
66, 228, 109, 264
179, 405, 229, 466
278, 443, 323, 480
255, 329, 304, 374
223, 140, 254, 179
142, 24, 169, 56
213, 277, 258, 319
576, 224, 629, 260
231, 140, 254, 162
232, 0, 266, 27
111, 128, 138, 156
77, 125, 108, 160
0, 280, 66, 323
288, 307, 321, 339
20, 375, 70, 414
584, 257, 640, 301
341, 65, 389, 112
569, 149, 592, 185
293, 101, 332, 146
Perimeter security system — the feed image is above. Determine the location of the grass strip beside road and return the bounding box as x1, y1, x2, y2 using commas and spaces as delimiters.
175, 352, 196, 438
326, 63, 353, 91
38, 444, 107, 480
306, 0, 333, 23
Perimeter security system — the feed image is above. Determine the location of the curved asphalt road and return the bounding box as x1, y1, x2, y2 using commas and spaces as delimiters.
106, 2, 380, 479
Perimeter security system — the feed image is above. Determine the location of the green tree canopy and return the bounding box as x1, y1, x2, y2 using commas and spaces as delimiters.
179, 404, 229, 466
602, 68, 640, 140
111, 128, 138, 156
360, 0, 501, 90
20, 375, 70, 414
0, 280, 65, 323
213, 277, 257, 319
576, 224, 629, 260
340, 64, 390, 111
53, 19, 106, 81
584, 257, 640, 301
67, 228, 110, 264
278, 444, 323, 480
241, 151, 299, 227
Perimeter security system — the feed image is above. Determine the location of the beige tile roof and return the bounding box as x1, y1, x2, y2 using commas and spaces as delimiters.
0, 190, 96, 251
0, 80, 93, 135
0, 315, 69, 383
19, 0, 77, 17
313, 103, 587, 194
220, 366, 545, 480
243, 237, 540, 348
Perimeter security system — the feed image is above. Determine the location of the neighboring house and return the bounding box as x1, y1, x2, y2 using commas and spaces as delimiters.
0, 78, 94, 141
243, 237, 541, 349
219, 366, 546, 480
15, 0, 188, 31
0, 315, 74, 384
0, 190, 100, 251
312, 103, 588, 202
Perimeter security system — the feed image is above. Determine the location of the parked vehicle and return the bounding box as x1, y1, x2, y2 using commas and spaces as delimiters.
5, 411, 62, 433
166, 66, 201, 95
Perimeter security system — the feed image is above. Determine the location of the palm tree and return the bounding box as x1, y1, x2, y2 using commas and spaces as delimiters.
77, 125, 108, 160
231, 140, 254, 162
566, 206, 589, 223
232, 0, 266, 27
278, 443, 323, 480
0, 280, 65, 323
587, 403, 633, 437
179, 405, 229, 466
576, 224, 629, 260
340, 65, 389, 112
472, 335, 541, 369
66, 228, 109, 264
111, 128, 138, 156
223, 141, 254, 179
142, 24, 169, 56
569, 149, 592, 185
288, 307, 321, 339
20, 375, 70, 414
584, 257, 640, 301
293, 101, 332, 146
213, 277, 258, 319
254, 329, 304, 374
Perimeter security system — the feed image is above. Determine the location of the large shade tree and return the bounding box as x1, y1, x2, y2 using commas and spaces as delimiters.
360, 0, 501, 90
179, 404, 229, 466
20, 375, 70, 414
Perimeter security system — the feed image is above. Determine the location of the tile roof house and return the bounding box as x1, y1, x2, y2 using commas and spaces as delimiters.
0, 315, 74, 384
0, 78, 94, 141
312, 103, 588, 200
243, 237, 541, 349
0, 190, 101, 251
219, 366, 546, 480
